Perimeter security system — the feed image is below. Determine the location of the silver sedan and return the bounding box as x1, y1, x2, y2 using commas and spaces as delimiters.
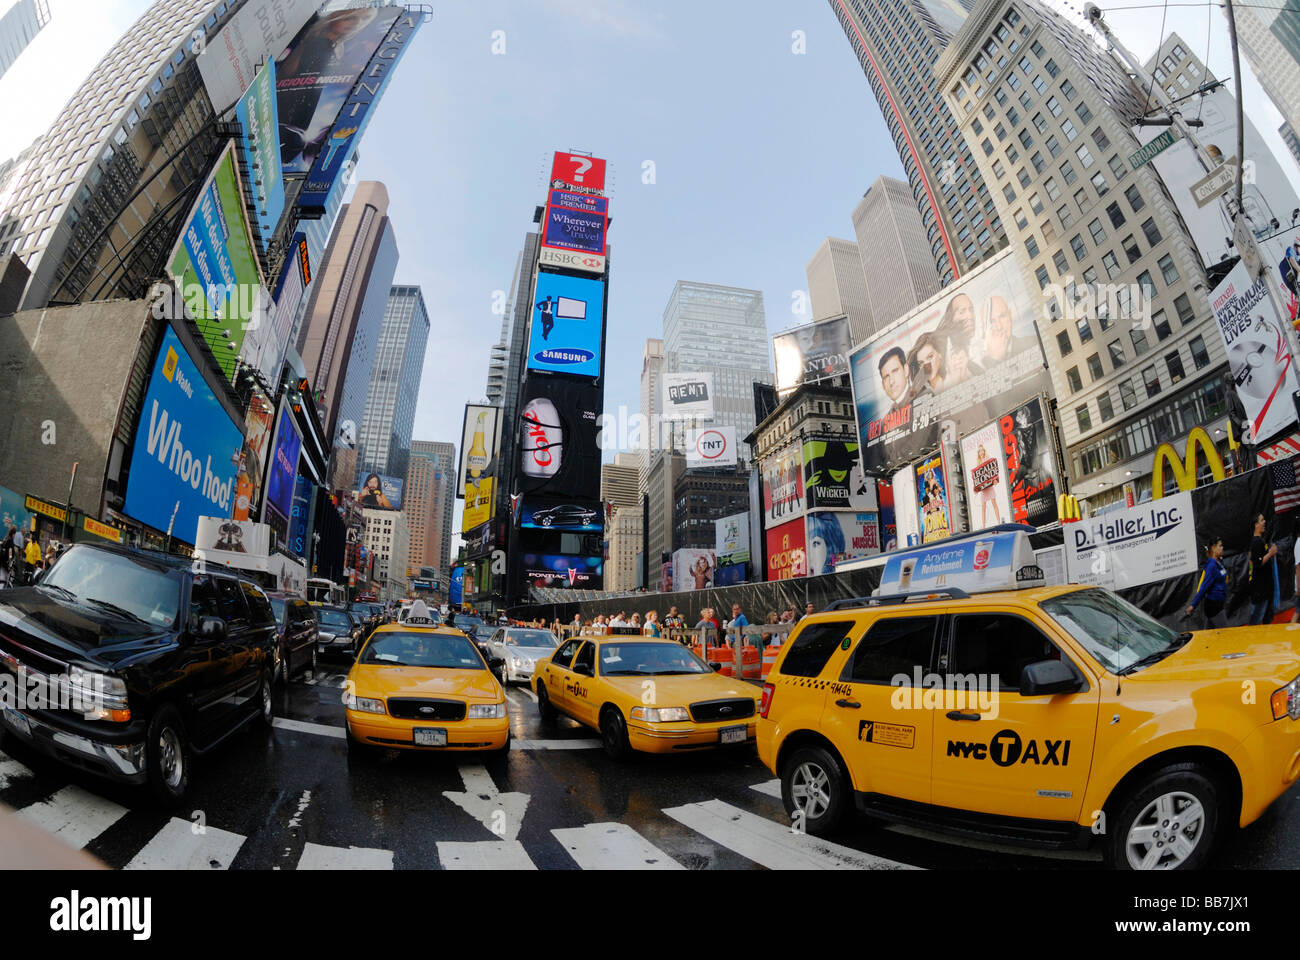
485, 627, 561, 685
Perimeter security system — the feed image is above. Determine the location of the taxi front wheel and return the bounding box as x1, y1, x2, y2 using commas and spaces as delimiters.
1105, 763, 1221, 870
781, 745, 850, 836
600, 706, 632, 760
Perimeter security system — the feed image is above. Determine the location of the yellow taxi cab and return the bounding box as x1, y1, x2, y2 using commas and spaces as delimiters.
758, 528, 1300, 870
532, 633, 762, 758
344, 601, 509, 756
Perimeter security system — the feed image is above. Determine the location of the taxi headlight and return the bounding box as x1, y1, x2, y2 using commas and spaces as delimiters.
468, 702, 506, 719
1271, 675, 1300, 720
630, 706, 690, 722
344, 692, 386, 715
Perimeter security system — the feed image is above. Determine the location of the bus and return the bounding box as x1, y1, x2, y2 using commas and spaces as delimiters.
306, 578, 347, 605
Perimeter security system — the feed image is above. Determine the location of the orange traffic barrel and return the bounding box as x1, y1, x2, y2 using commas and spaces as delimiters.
760, 643, 781, 678
741, 644, 761, 679
707, 644, 735, 677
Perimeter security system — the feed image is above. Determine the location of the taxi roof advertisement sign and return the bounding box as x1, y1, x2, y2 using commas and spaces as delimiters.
878, 530, 1040, 595
849, 249, 1050, 472
1065, 491, 1198, 591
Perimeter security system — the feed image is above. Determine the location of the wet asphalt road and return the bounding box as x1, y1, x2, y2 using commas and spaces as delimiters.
2, 658, 1299, 870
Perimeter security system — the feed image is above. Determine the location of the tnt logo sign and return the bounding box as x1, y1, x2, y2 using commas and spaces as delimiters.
694, 429, 728, 461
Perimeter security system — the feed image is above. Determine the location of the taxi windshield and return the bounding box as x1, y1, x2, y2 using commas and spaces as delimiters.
362, 631, 486, 670
599, 642, 711, 676
1040, 588, 1179, 674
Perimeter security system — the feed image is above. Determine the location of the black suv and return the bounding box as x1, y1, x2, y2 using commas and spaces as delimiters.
0, 542, 277, 803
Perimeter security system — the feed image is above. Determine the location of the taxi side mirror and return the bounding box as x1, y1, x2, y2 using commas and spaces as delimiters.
1019, 659, 1080, 697
710, 662, 723, 672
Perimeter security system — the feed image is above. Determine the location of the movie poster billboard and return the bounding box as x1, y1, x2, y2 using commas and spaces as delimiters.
197, 0, 319, 113
849, 249, 1050, 471
358, 473, 402, 512
262, 400, 303, 540
773, 315, 852, 395
916, 451, 953, 544
765, 518, 807, 581
999, 396, 1060, 527
802, 438, 877, 512
960, 420, 1013, 532
762, 444, 804, 526
1211, 261, 1299, 444
715, 511, 750, 565
672, 548, 716, 592
806, 511, 880, 575
662, 372, 715, 421
275, 6, 402, 175
232, 392, 275, 522
233, 61, 285, 250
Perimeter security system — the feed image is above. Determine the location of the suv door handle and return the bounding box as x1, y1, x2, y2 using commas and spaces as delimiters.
946, 711, 981, 721
835, 698, 860, 709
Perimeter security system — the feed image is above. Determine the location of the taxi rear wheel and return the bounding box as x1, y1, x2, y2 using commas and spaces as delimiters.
1105, 763, 1221, 870
600, 706, 632, 760
781, 745, 849, 836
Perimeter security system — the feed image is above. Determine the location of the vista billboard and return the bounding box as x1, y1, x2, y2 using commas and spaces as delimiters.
358, 472, 402, 512
998, 396, 1060, 527
527, 272, 604, 378
518, 380, 601, 501
686, 426, 736, 468
662, 372, 714, 421
458, 405, 500, 499
715, 511, 751, 565
763, 444, 804, 526
672, 548, 717, 592
540, 188, 608, 274
520, 499, 603, 532
520, 553, 602, 589
915, 450, 953, 544
262, 399, 303, 540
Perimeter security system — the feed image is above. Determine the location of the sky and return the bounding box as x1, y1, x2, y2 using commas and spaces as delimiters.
3, 0, 1300, 548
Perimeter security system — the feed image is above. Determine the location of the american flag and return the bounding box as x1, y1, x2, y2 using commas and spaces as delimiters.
1272, 457, 1300, 514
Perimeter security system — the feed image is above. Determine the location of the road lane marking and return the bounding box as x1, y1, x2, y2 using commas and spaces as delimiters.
444, 764, 530, 840
18, 786, 128, 849
749, 779, 782, 799
273, 717, 345, 739
510, 738, 601, 750
124, 817, 246, 869
437, 840, 536, 870
552, 822, 684, 870
0, 753, 33, 789
662, 799, 917, 870
297, 842, 394, 870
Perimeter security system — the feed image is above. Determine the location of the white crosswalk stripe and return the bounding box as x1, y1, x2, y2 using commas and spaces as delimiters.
662, 799, 917, 870
0, 752, 33, 789
273, 717, 345, 740
124, 817, 246, 870
552, 822, 683, 870
297, 842, 394, 870
437, 840, 537, 870
18, 785, 129, 849
510, 738, 601, 751
749, 779, 782, 799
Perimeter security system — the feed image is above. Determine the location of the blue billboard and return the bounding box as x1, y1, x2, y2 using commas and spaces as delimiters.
449, 565, 464, 605
124, 327, 244, 542
543, 189, 608, 255
234, 61, 286, 251
528, 272, 604, 378
264, 402, 303, 526
288, 474, 313, 558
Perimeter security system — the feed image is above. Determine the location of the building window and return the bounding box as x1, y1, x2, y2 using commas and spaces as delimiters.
1174, 293, 1195, 326
1059, 159, 1077, 186
1035, 265, 1050, 289
1032, 75, 1047, 94
995, 122, 1007, 142
1152, 309, 1172, 340
1053, 249, 1069, 275
1046, 135, 1061, 158
1105, 201, 1126, 227
1029, 191, 1043, 214
1142, 365, 1161, 396
1092, 128, 1112, 150
1090, 171, 1109, 195
1007, 105, 1020, 126
1067, 366, 1083, 391
1131, 326, 1149, 356
1077, 317, 1093, 343
1120, 380, 1138, 410
1098, 392, 1115, 422
1166, 350, 1186, 384
992, 158, 1006, 178
1013, 207, 1028, 229
1189, 334, 1210, 369
1025, 235, 1040, 257
1058, 203, 1074, 227
1061, 78, 1077, 101
1125, 184, 1145, 212
1033, 112, 1048, 132
1003, 184, 1017, 203
1031, 151, 1046, 173
1102, 250, 1121, 279
1046, 95, 1062, 117
1087, 353, 1104, 380
1057, 330, 1073, 356
1069, 234, 1087, 261
1045, 176, 1061, 201
1108, 153, 1127, 180
1077, 403, 1092, 432
1137, 270, 1156, 299
1158, 253, 1179, 285
1140, 217, 1162, 246
1088, 218, 1106, 245
981, 138, 994, 156
1119, 233, 1141, 263
1075, 188, 1088, 212
1108, 339, 1126, 367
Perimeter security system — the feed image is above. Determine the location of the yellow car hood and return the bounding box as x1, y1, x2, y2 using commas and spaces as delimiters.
352, 665, 500, 701
1126, 624, 1300, 685
602, 672, 760, 706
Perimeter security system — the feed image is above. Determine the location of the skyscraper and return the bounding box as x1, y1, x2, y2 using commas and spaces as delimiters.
638, 337, 664, 485
828, 0, 1007, 286
1282, 122, 1300, 170
805, 237, 873, 336
296, 181, 399, 453
600, 452, 641, 510
0, 0, 49, 79
490, 232, 539, 527
851, 175, 944, 337
407, 440, 457, 577
1232, 4, 1300, 143
357, 285, 430, 486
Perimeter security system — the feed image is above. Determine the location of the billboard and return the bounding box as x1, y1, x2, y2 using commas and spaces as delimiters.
518, 379, 602, 500
287, 474, 312, 558
359, 473, 402, 512
959, 420, 1013, 532
806, 511, 880, 575
773, 315, 852, 395
715, 511, 751, 565
298, 9, 424, 212
462, 477, 495, 534
1065, 491, 1198, 590
550, 151, 607, 194
275, 6, 403, 175
195, 517, 272, 559
849, 249, 1049, 471
263, 400, 303, 537
762, 444, 804, 526
196, 0, 320, 112
520, 553, 602, 589
715, 563, 747, 586
765, 518, 807, 581
458, 405, 500, 499
232, 392, 275, 522
1211, 261, 1299, 444
662, 372, 714, 421
672, 548, 717, 592
520, 499, 603, 532
915, 451, 953, 543
686, 426, 736, 468
123, 327, 244, 542
528, 271, 604, 377
449, 565, 464, 604
234, 61, 285, 251
892, 467, 920, 548
245, 231, 310, 388
168, 144, 266, 384
999, 397, 1060, 527
877, 481, 897, 552
802, 438, 877, 512
540, 188, 608, 274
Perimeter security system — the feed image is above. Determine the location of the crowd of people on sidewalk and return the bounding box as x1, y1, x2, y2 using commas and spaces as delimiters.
0, 526, 63, 589
498, 600, 819, 643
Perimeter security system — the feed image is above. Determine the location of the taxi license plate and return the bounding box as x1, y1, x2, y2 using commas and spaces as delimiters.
2, 707, 30, 738
414, 728, 447, 747
719, 724, 747, 745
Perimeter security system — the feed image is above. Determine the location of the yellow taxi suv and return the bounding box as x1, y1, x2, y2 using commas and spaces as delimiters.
344, 602, 509, 756
758, 527, 1300, 870
532, 635, 762, 759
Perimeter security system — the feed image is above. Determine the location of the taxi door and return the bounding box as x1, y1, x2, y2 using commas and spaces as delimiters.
930, 608, 1099, 823
823, 613, 938, 804
541, 636, 582, 716
564, 641, 599, 727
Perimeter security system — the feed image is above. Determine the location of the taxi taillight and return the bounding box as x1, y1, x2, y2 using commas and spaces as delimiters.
759, 682, 774, 718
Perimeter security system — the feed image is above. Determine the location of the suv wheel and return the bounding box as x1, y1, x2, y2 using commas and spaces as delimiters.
274, 646, 286, 685
781, 745, 850, 836
146, 706, 191, 806
310, 646, 318, 678
600, 706, 632, 761
258, 670, 273, 727
1106, 763, 1221, 870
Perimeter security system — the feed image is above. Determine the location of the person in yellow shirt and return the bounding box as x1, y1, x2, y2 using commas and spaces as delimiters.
23, 537, 41, 585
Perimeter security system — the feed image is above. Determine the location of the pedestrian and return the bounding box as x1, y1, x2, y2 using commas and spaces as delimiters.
1249, 513, 1279, 626
1187, 537, 1228, 628
643, 611, 661, 637
0, 527, 14, 589
728, 602, 749, 628
630, 612, 642, 632
572, 612, 583, 632
663, 606, 684, 630
23, 536, 41, 586
762, 610, 779, 644
803, 602, 816, 619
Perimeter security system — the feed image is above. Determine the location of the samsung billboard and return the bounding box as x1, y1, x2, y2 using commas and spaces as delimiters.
527, 272, 604, 378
